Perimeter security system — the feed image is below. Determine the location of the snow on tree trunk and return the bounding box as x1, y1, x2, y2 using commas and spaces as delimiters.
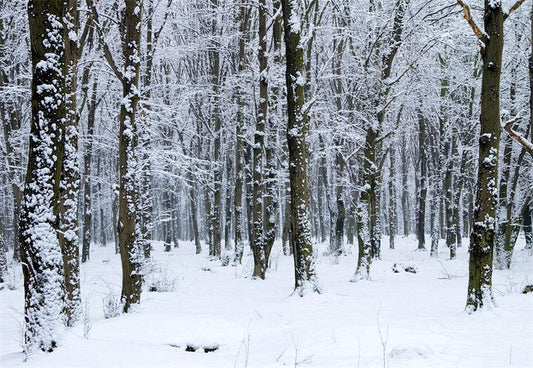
0, 224, 7, 283
233, 0, 249, 265
251, 0, 268, 279
118, 0, 143, 313
281, 0, 319, 295
464, 0, 505, 313
20, 0, 67, 352
58, 0, 81, 326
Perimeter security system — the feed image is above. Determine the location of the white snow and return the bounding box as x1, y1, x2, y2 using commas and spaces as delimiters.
1, 236, 532, 367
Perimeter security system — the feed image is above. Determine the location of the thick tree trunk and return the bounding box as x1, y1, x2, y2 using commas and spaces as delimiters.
118, 0, 143, 313
465, 0, 504, 313
58, 0, 81, 326
21, 0, 67, 351
281, 0, 319, 295
264, 0, 282, 266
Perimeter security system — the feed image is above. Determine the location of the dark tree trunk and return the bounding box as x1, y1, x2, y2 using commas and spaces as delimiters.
281, 0, 319, 295
465, 0, 505, 313
118, 0, 143, 313
81, 76, 97, 263
251, 0, 268, 279
416, 110, 427, 250
388, 146, 396, 250
58, 0, 81, 326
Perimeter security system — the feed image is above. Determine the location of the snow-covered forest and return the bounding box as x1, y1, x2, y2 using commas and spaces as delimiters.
0, 0, 532, 366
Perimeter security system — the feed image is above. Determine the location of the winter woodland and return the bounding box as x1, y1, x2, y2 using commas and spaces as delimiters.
0, 0, 532, 367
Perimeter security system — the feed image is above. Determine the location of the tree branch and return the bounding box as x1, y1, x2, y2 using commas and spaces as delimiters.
87, 0, 122, 81
503, 118, 533, 158
504, 0, 526, 20
456, 0, 486, 42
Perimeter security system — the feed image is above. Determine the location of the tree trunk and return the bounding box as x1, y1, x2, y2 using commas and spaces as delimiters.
81, 76, 96, 263
416, 110, 427, 250
334, 148, 346, 255
224, 141, 233, 251
251, 0, 268, 279
524, 204, 532, 250
209, 0, 223, 259
21, 0, 67, 351
118, 0, 143, 313
388, 146, 396, 250
58, 0, 81, 326
444, 137, 456, 258
281, 0, 319, 295
465, 0, 504, 313
189, 170, 201, 254
401, 134, 410, 236
0, 220, 8, 283
233, 0, 249, 264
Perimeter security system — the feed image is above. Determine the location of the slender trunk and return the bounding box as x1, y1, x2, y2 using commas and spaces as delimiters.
417, 110, 427, 250
335, 148, 346, 255
189, 171, 201, 254
82, 77, 97, 262
388, 146, 396, 249
224, 141, 233, 250
251, 0, 268, 278
401, 134, 410, 236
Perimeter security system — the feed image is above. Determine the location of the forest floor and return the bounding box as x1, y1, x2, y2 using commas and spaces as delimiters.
1, 236, 532, 368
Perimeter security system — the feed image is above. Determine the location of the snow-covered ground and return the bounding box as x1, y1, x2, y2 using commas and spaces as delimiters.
1, 236, 532, 368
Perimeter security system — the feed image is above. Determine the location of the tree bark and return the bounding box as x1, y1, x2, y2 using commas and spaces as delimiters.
21, 0, 67, 351
281, 0, 319, 295
118, 0, 143, 313
58, 0, 81, 326
464, 0, 505, 313
251, 0, 268, 279
416, 110, 427, 250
